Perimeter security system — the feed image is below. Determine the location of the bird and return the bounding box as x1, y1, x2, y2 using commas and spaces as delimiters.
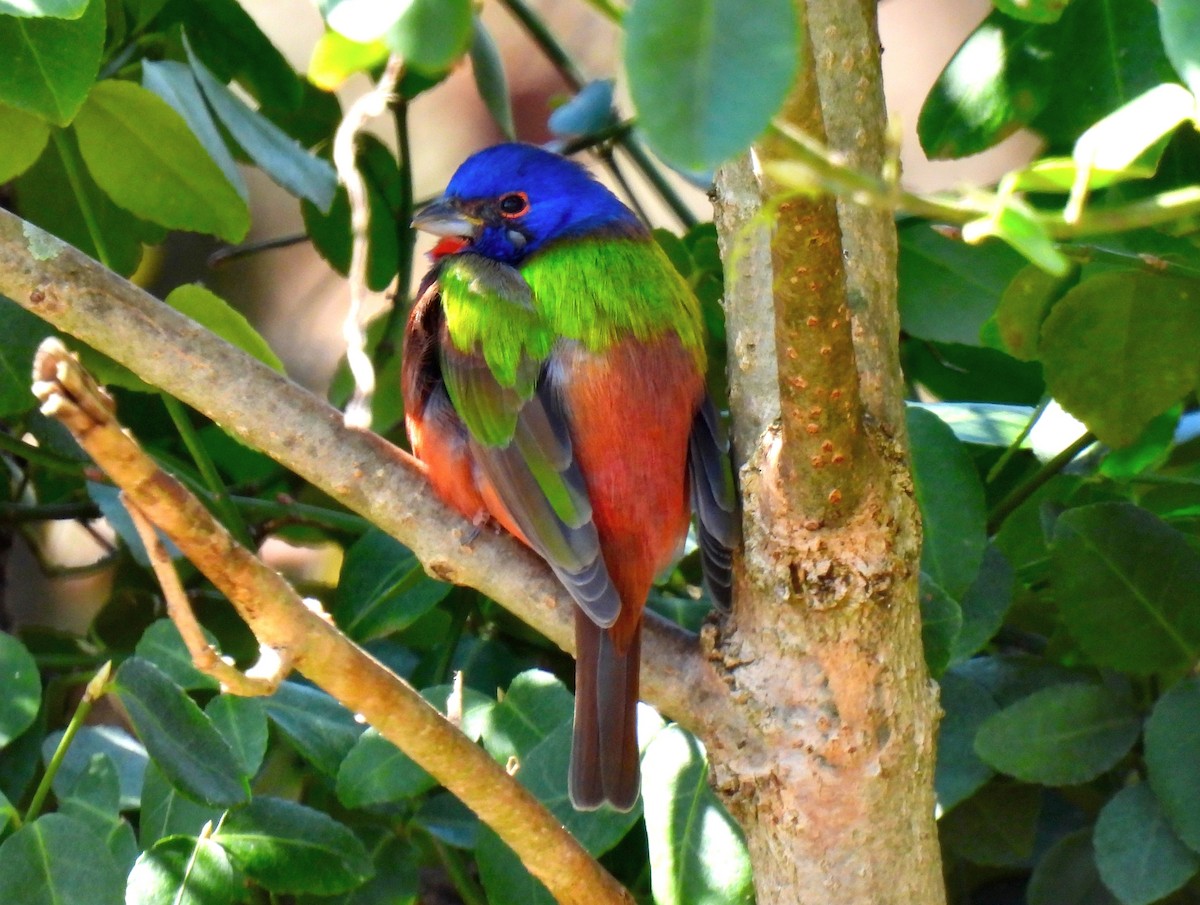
402, 143, 737, 810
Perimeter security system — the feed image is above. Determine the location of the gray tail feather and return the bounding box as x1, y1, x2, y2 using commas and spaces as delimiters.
569, 610, 641, 811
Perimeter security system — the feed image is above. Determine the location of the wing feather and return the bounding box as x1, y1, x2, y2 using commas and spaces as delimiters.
438, 256, 621, 628
688, 394, 739, 609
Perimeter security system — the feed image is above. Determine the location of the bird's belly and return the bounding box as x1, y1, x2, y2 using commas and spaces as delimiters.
553, 335, 704, 644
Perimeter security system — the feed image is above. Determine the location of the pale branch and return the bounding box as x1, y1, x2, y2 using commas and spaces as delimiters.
333, 53, 405, 430
0, 208, 742, 744
30, 338, 633, 905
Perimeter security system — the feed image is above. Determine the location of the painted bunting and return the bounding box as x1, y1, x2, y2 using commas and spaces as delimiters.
403, 143, 737, 810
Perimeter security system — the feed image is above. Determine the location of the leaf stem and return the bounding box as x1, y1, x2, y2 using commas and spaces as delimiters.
770, 120, 1200, 242
51, 132, 114, 271
0, 500, 100, 524
985, 396, 1049, 484
987, 432, 1096, 535
430, 836, 489, 905
23, 660, 113, 824
162, 394, 253, 548
0, 430, 86, 475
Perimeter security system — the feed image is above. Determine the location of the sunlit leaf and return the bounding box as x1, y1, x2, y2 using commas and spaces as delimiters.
625, 0, 800, 169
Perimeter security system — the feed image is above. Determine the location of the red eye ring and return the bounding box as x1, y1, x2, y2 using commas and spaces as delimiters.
498, 191, 529, 218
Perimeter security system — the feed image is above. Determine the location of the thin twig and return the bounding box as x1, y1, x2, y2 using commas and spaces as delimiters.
987, 432, 1097, 535
124, 496, 282, 696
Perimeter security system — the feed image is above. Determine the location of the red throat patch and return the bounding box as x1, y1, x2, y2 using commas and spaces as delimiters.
429, 236, 469, 260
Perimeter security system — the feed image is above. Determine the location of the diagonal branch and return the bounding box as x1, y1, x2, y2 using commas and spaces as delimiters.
0, 208, 742, 743
31, 337, 631, 905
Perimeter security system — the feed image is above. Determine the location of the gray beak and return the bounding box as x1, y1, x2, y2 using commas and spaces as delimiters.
411, 199, 480, 237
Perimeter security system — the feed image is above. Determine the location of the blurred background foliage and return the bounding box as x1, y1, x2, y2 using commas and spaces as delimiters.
2, 0, 1200, 903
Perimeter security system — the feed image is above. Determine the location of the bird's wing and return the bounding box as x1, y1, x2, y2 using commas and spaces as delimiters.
437, 254, 622, 628
688, 394, 739, 609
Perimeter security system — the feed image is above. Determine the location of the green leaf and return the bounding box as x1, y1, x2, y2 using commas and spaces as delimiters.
0, 103, 49, 182
974, 683, 1139, 784
1031, 0, 1176, 146
0, 632, 39, 747
476, 828, 554, 905
139, 763, 221, 848
995, 263, 1078, 360
162, 0, 303, 112
0, 0, 88, 16
205, 695, 268, 777
1146, 677, 1200, 852
1100, 406, 1179, 480
1027, 828, 1120, 905
1040, 271, 1200, 447
641, 725, 753, 905
13, 130, 149, 276
950, 545, 1014, 664
306, 832, 419, 905
511, 720, 642, 854
0, 0, 103, 124
126, 836, 237, 905
897, 221, 1026, 345
58, 752, 119, 825
165, 284, 285, 372
0, 814, 123, 905
185, 44, 337, 212
142, 60, 247, 200
624, 0, 800, 170
482, 669, 574, 765
1067, 82, 1192, 212
909, 402, 1035, 448
413, 792, 479, 848
112, 657, 250, 808
906, 406, 988, 599
216, 797, 373, 895
385, 0, 472, 75
935, 672, 998, 812
0, 296, 55, 417
939, 780, 1040, 866
918, 12, 1055, 158
332, 529, 452, 642
72, 80, 250, 242
1052, 502, 1200, 673
1094, 783, 1200, 905
335, 681, 492, 807
962, 199, 1070, 275
470, 18, 514, 139
992, 0, 1071, 23
336, 728, 436, 807
264, 680, 363, 776
135, 619, 219, 692
919, 574, 962, 678
0, 789, 15, 835
1161, 0, 1200, 99
43, 724, 147, 810
307, 30, 388, 91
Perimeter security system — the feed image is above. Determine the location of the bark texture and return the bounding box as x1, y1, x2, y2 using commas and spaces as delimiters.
711, 0, 945, 902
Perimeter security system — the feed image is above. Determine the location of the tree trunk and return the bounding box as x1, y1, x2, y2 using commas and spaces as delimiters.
710, 0, 945, 901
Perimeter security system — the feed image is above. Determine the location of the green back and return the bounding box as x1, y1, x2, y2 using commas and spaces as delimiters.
439, 236, 706, 394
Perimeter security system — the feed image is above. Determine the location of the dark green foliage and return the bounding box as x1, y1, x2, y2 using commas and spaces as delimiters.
2, 0, 1200, 902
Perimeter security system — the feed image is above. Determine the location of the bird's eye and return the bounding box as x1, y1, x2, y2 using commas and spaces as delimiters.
498, 192, 529, 218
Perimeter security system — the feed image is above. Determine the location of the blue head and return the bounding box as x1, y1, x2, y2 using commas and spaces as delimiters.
412, 143, 643, 265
